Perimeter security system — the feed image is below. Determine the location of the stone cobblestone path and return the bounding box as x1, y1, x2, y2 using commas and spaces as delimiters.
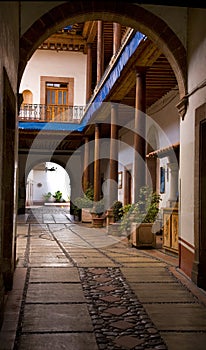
1, 207, 206, 349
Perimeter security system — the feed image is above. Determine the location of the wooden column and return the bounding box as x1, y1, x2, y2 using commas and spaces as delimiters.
133, 69, 146, 202
113, 23, 121, 55
86, 43, 92, 103
94, 124, 101, 202
83, 136, 90, 192
109, 103, 118, 206
97, 20, 104, 85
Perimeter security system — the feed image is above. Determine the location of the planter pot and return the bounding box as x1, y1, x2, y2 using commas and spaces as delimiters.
74, 215, 80, 222
73, 209, 81, 221
131, 222, 156, 248
81, 207, 93, 223
91, 214, 105, 228
106, 209, 115, 226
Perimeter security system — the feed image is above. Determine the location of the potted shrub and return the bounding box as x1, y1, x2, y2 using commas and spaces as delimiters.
120, 186, 161, 248
43, 192, 53, 203
70, 202, 81, 221
74, 184, 94, 223
53, 190, 63, 203
112, 200, 123, 222
90, 200, 105, 228
106, 200, 123, 236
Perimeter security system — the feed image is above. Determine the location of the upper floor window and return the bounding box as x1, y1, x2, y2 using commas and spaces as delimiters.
40, 76, 74, 107
46, 82, 68, 106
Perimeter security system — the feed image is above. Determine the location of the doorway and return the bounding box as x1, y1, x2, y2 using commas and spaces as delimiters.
192, 103, 206, 290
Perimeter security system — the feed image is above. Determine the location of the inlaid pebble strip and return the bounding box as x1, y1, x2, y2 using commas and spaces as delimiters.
79, 267, 168, 350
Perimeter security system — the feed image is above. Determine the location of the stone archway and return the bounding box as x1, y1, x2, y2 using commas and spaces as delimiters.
18, 1, 187, 106
26, 161, 71, 206
18, 155, 72, 214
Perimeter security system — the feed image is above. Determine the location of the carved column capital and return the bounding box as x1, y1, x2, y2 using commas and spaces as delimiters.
176, 96, 188, 120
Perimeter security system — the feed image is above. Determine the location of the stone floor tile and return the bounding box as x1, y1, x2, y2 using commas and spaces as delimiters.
89, 268, 109, 274
29, 256, 69, 264
114, 335, 144, 348
161, 332, 206, 350
29, 267, 80, 282
26, 283, 85, 303
130, 282, 197, 303
97, 285, 116, 292
18, 333, 98, 350
0, 330, 16, 350
100, 295, 121, 302
121, 262, 167, 267
111, 320, 135, 330
0, 313, 19, 332
121, 267, 175, 282
144, 303, 206, 331
12, 267, 27, 289
29, 262, 72, 268
94, 277, 112, 283
115, 256, 159, 263
22, 304, 94, 332
76, 260, 116, 267
105, 306, 128, 315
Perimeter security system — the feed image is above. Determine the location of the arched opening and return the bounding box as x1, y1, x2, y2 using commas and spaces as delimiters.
26, 162, 71, 207
18, 2, 185, 226
22, 89, 33, 105
18, 3, 183, 223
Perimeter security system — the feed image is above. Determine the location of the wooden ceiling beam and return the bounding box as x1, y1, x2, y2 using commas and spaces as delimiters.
42, 34, 86, 46
82, 21, 97, 43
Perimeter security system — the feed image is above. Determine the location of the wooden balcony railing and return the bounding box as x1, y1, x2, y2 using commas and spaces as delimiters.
18, 104, 85, 123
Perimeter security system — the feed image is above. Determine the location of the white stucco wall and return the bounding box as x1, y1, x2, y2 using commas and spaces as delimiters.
117, 90, 180, 208
179, 8, 206, 248
147, 89, 180, 148
19, 49, 87, 106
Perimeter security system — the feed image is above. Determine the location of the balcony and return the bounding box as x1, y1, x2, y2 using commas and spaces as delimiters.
19, 104, 85, 123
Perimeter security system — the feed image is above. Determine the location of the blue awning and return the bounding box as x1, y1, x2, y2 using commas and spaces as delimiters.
18, 122, 84, 132
82, 31, 145, 125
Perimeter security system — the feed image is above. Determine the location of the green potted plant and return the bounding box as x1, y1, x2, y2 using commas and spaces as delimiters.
43, 191, 52, 202
119, 203, 134, 233
112, 200, 123, 222
74, 184, 94, 223
120, 186, 161, 248
106, 200, 123, 236
53, 190, 63, 203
